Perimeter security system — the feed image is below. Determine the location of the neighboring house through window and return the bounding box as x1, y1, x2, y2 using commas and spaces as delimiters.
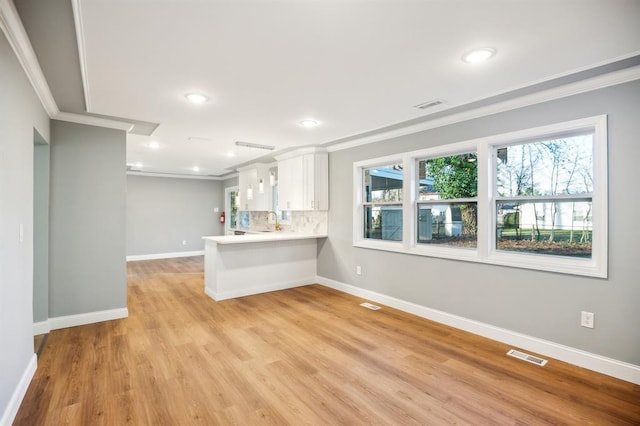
354, 116, 607, 277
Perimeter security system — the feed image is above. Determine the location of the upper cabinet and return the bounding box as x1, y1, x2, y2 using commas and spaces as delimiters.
277, 156, 304, 211
237, 163, 272, 211
276, 148, 328, 211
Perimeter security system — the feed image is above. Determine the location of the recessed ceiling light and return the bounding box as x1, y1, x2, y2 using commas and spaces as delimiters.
226, 151, 236, 158
148, 141, 160, 149
192, 166, 200, 172
184, 93, 209, 104
299, 119, 320, 128
134, 162, 143, 168
462, 48, 496, 64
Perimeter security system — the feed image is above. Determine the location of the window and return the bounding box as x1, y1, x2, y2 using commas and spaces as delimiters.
417, 153, 478, 248
362, 164, 403, 241
494, 134, 593, 258
354, 116, 607, 277
229, 190, 238, 229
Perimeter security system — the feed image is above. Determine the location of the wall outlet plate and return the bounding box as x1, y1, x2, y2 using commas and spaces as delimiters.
581, 311, 595, 328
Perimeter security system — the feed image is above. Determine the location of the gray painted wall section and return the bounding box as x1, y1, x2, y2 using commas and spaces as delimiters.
33, 142, 50, 323
49, 121, 127, 317
126, 175, 224, 256
222, 176, 239, 188
318, 80, 640, 366
0, 30, 50, 422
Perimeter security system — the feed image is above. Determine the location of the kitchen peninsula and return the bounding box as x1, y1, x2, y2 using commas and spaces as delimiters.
202, 232, 326, 301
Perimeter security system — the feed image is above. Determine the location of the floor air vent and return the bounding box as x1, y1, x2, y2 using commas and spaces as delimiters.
360, 302, 381, 310
507, 349, 548, 366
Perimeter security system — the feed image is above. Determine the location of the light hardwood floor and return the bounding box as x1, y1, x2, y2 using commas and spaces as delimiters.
15, 256, 640, 425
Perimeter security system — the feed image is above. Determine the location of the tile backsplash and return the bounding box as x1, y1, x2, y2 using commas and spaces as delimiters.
248, 210, 327, 234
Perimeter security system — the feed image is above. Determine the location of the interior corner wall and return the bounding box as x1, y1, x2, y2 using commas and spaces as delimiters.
222, 176, 239, 188
33, 140, 50, 323
126, 175, 224, 256
49, 120, 127, 317
0, 29, 50, 424
318, 80, 640, 366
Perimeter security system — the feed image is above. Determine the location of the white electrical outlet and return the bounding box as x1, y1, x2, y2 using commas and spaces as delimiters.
214, 207, 219, 212
581, 311, 595, 329
182, 240, 187, 245
356, 265, 362, 275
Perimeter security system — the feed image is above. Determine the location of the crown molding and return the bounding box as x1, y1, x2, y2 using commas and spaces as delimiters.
70, 0, 91, 112
0, 0, 58, 117
236, 162, 272, 172
127, 171, 226, 180
326, 64, 640, 153
0, 0, 136, 132
221, 172, 239, 180
53, 111, 134, 131
274, 146, 327, 161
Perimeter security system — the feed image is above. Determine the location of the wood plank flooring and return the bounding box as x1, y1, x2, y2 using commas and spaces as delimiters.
15, 256, 640, 425
34, 333, 47, 358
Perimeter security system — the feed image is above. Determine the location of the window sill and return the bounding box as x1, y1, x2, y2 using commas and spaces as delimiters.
353, 238, 606, 278
353, 239, 405, 254
486, 251, 606, 278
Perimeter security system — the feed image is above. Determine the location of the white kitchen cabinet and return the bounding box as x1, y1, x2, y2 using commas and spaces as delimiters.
277, 156, 304, 210
303, 151, 329, 211
237, 163, 271, 211
276, 148, 328, 211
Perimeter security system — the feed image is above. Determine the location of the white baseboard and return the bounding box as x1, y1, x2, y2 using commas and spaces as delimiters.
126, 250, 204, 261
48, 308, 129, 330
33, 320, 50, 336
0, 354, 37, 426
316, 275, 640, 385
205, 277, 314, 302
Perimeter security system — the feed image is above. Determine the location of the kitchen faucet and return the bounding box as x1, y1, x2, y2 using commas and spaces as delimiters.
267, 211, 282, 231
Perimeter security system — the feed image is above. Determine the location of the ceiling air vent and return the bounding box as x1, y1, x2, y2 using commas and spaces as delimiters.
507, 349, 548, 366
414, 99, 445, 110
235, 141, 275, 151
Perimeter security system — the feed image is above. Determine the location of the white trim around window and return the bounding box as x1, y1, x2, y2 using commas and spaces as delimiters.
353, 115, 608, 278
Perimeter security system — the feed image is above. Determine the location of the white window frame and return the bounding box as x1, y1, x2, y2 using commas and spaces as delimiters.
353, 154, 406, 253
409, 142, 480, 263
225, 186, 239, 235
353, 115, 608, 278
485, 115, 607, 277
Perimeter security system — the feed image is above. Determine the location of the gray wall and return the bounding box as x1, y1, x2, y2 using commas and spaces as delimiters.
126, 175, 224, 256
49, 120, 127, 317
0, 30, 50, 421
33, 140, 50, 323
318, 80, 640, 366
222, 176, 239, 189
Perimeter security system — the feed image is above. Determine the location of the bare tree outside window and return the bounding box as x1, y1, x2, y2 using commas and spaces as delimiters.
495, 133, 593, 257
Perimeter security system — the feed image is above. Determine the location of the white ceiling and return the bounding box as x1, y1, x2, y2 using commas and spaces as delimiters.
74, 0, 640, 177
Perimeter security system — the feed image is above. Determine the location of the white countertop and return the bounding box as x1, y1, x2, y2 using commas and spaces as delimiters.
203, 232, 327, 245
